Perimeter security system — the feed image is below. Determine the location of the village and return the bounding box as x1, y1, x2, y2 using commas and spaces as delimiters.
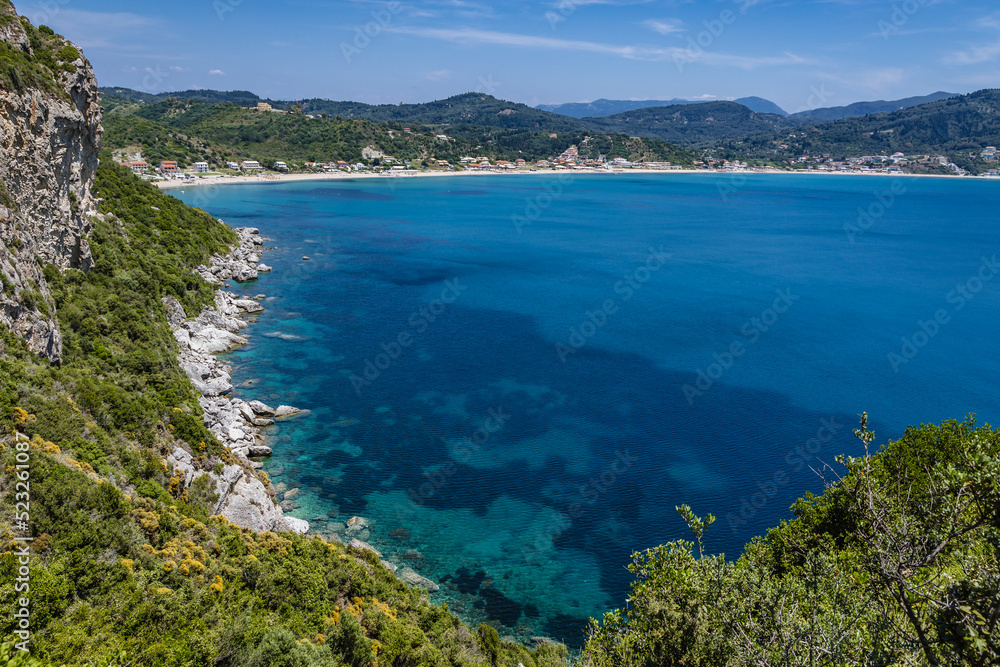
115, 144, 999, 182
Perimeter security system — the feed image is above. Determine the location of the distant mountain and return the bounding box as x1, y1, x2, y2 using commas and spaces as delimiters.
581, 101, 808, 147
98, 89, 697, 167
537, 96, 788, 118
792, 92, 957, 121
736, 97, 789, 117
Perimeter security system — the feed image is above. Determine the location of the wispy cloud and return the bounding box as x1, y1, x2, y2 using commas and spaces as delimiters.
644, 19, 684, 35
945, 11, 1000, 64
944, 42, 1000, 65
209, 69, 227, 76
385, 26, 813, 68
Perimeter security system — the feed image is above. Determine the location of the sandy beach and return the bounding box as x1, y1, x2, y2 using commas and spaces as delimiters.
154, 166, 990, 191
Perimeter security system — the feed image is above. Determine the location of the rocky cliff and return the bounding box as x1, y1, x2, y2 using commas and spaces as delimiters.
0, 2, 102, 361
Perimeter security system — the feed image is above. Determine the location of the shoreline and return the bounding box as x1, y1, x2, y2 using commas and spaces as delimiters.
155, 167, 995, 191
163, 227, 309, 535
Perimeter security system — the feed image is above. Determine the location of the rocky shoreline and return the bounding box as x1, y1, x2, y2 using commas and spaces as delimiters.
163, 226, 308, 535
161, 225, 445, 594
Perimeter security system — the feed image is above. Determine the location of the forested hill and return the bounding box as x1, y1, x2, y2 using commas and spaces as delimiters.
582, 101, 811, 147
789, 91, 958, 121
100, 93, 698, 168
715, 88, 1000, 167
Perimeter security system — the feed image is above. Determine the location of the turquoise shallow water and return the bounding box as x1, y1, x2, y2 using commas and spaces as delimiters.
176, 173, 1000, 645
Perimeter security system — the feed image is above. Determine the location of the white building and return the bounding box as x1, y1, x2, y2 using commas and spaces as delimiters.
192, 162, 209, 173
226, 161, 240, 170
241, 161, 263, 172
274, 161, 288, 171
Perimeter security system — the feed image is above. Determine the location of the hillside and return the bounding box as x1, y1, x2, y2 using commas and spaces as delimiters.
717, 88, 1000, 172
100, 93, 697, 168
537, 96, 788, 118
1, 5, 574, 663
582, 101, 809, 147
584, 415, 1000, 665
790, 91, 958, 121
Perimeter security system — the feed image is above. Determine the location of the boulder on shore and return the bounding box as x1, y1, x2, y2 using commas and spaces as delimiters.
274, 405, 302, 419
399, 567, 439, 592
248, 400, 276, 417
349, 539, 382, 557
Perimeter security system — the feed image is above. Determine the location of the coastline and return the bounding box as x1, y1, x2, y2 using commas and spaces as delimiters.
154, 167, 992, 192
163, 226, 309, 535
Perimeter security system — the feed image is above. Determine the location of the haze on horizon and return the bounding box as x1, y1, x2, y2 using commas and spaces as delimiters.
18, 0, 1000, 113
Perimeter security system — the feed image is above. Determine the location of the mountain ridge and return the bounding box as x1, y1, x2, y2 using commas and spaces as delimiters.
537, 96, 789, 118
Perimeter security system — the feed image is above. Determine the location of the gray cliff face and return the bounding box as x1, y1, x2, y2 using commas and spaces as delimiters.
0, 9, 102, 361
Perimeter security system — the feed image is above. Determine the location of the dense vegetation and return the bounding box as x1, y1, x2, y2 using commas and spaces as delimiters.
99, 94, 697, 168
0, 160, 570, 665
581, 102, 810, 147
714, 89, 1000, 171
583, 414, 1000, 666
0, 2, 81, 100
788, 91, 957, 121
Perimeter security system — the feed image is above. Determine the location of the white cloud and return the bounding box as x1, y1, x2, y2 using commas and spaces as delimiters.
944, 42, 1000, 65
386, 26, 813, 69
644, 19, 684, 35
209, 69, 226, 76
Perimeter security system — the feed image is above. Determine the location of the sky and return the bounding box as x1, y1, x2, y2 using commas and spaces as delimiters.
15, 0, 1000, 112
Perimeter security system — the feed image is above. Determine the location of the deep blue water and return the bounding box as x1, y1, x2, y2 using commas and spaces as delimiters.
175, 173, 1000, 645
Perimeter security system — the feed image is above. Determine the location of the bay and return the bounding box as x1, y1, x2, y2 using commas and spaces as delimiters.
175, 173, 1000, 645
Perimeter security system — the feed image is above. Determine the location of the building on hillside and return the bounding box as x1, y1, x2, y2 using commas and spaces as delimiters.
192, 162, 209, 173
226, 161, 240, 170
983, 146, 997, 160
256, 102, 273, 111
273, 161, 289, 171
129, 160, 149, 175
159, 161, 178, 173
241, 161, 263, 172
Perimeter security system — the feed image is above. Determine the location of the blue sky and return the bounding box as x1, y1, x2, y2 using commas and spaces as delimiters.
17, 0, 1000, 111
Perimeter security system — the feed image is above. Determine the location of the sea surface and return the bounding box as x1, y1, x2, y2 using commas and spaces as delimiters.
175, 173, 1000, 645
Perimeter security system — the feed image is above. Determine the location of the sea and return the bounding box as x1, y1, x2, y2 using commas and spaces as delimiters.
175, 173, 1000, 646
